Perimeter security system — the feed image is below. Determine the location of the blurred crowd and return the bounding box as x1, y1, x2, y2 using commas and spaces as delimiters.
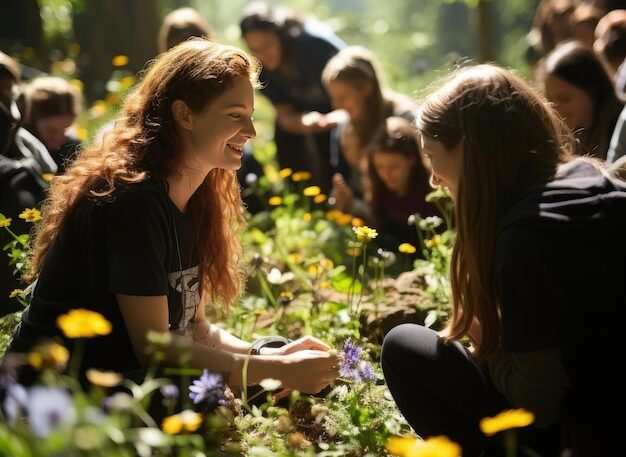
3, 0, 626, 305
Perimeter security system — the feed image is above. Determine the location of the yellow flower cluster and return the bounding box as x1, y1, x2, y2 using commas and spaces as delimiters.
162, 410, 203, 434
57, 309, 112, 339
292, 171, 312, 182
326, 209, 352, 225
353, 226, 378, 243
19, 208, 41, 223
0, 214, 11, 228
386, 435, 461, 457
27, 341, 69, 371
303, 185, 321, 197
86, 368, 123, 387
279, 168, 293, 179
479, 409, 535, 436
398, 243, 417, 254
268, 196, 283, 206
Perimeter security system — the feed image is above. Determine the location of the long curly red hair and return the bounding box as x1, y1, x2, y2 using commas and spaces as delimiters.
30, 39, 260, 307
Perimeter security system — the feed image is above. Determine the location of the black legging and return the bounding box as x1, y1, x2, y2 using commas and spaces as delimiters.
381, 323, 510, 456
381, 324, 564, 457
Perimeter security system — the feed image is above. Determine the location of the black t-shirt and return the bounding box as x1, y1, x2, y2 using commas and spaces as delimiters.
491, 159, 626, 451
7, 176, 199, 375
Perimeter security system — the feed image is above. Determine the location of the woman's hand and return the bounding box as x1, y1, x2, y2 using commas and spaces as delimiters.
275, 350, 339, 394
330, 173, 354, 212
260, 335, 331, 356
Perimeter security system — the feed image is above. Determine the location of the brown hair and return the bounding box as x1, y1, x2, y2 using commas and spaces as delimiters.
31, 39, 260, 307
594, 9, 626, 72
368, 116, 430, 216
158, 7, 213, 54
323, 46, 411, 149
24, 76, 82, 124
416, 64, 573, 357
533, 0, 577, 55
545, 40, 622, 158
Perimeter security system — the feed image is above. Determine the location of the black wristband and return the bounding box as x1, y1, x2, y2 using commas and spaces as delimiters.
250, 336, 291, 355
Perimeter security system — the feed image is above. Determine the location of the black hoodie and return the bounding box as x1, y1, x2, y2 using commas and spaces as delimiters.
490, 158, 626, 456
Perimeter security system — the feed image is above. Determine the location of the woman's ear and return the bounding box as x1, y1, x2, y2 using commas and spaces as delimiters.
171, 99, 193, 130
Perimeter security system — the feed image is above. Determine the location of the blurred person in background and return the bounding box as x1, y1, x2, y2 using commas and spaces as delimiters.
543, 40, 622, 158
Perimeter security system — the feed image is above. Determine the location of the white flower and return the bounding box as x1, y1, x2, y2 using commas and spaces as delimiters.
259, 378, 283, 391
267, 268, 295, 285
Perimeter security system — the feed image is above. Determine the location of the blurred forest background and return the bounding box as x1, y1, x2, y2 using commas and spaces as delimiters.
1, 0, 541, 101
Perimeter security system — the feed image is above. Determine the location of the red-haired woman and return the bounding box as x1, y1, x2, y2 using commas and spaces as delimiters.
6, 40, 338, 395
381, 64, 625, 457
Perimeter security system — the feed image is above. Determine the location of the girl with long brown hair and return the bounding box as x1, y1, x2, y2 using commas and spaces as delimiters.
381, 64, 625, 456
322, 46, 416, 218
6, 39, 338, 395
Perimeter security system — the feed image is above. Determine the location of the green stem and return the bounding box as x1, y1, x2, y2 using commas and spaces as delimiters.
354, 247, 368, 317
504, 430, 518, 457
3, 226, 25, 245
257, 273, 277, 308
69, 338, 85, 380
348, 252, 357, 314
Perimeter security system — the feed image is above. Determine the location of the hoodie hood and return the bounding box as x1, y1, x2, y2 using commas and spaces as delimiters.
498, 158, 626, 233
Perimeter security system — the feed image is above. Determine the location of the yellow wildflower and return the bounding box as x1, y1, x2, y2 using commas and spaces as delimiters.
268, 196, 283, 206
279, 168, 293, 179
86, 368, 123, 387
27, 341, 69, 371
314, 193, 327, 204
0, 214, 11, 228
351, 217, 365, 227
346, 246, 362, 257
326, 209, 343, 221
308, 264, 324, 276
111, 55, 129, 67
287, 252, 304, 264
42, 173, 54, 183
76, 127, 89, 141
9, 289, 22, 298
19, 208, 41, 223
336, 213, 353, 225
353, 226, 378, 243
90, 100, 107, 118
303, 212, 312, 222
57, 309, 112, 338
162, 410, 203, 434
480, 409, 535, 436
292, 171, 312, 182
425, 235, 441, 249
303, 185, 321, 197
69, 78, 83, 92
119, 75, 135, 90
386, 435, 461, 457
398, 243, 417, 254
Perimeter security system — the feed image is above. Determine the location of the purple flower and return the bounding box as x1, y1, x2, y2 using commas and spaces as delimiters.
2, 381, 28, 424
160, 384, 179, 400
339, 338, 375, 383
189, 369, 226, 407
27, 386, 76, 437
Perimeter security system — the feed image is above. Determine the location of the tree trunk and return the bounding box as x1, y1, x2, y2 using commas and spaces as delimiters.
73, 0, 160, 100
476, 0, 494, 62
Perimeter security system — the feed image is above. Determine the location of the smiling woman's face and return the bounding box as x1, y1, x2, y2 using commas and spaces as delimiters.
176, 76, 257, 172
419, 134, 463, 199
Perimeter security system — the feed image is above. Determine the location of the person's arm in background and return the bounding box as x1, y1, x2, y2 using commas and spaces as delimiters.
275, 104, 345, 135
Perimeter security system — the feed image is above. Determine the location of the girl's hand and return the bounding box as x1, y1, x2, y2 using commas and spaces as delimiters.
276, 350, 339, 394
261, 335, 332, 356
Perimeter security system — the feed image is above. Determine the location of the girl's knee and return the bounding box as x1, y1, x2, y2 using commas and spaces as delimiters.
381, 323, 437, 370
